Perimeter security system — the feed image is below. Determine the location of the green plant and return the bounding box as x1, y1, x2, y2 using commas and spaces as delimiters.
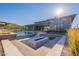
5, 24, 20, 31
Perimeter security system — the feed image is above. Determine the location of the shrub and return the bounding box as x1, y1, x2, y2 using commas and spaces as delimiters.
67, 28, 79, 56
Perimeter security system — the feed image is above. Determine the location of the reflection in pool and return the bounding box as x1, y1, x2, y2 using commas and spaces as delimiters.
16, 31, 48, 39
16, 31, 37, 38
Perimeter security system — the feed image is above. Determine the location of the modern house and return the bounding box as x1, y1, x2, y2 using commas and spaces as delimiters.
25, 14, 76, 31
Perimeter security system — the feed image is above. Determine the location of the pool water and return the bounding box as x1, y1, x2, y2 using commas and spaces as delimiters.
16, 31, 48, 39
16, 31, 37, 38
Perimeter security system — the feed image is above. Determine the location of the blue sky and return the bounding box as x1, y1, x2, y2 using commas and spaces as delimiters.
0, 3, 79, 27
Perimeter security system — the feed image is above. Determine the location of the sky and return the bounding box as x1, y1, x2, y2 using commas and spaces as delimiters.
0, 3, 79, 27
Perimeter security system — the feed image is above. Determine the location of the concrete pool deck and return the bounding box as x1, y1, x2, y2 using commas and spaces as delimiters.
46, 36, 66, 56
0, 35, 66, 56
11, 37, 60, 56
12, 36, 66, 56
1, 39, 23, 56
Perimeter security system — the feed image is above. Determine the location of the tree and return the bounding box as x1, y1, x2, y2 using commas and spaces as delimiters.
5, 24, 20, 31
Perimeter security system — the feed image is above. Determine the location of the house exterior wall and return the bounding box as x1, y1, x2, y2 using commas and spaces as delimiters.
25, 14, 76, 31
49, 14, 76, 31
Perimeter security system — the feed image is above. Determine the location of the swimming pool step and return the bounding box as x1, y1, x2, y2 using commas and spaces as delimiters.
11, 40, 36, 56
46, 36, 66, 56
1, 39, 23, 56
11, 37, 60, 56
11, 37, 62, 56
12, 40, 51, 56
36, 37, 60, 56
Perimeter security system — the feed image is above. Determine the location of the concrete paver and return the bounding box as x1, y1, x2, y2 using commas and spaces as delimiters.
1, 39, 23, 56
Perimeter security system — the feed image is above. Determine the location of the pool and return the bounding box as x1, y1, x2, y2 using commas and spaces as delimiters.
16, 31, 48, 39
18, 31, 49, 49
16, 31, 37, 38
